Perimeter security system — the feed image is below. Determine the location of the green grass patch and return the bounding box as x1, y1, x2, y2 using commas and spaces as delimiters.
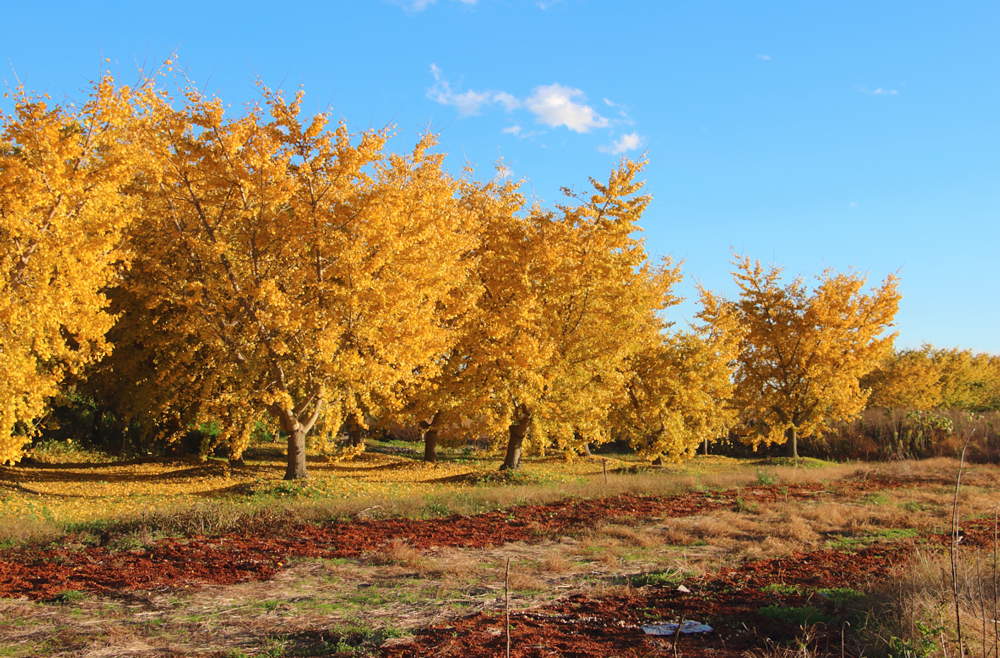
826, 527, 918, 550
625, 568, 694, 588
759, 604, 835, 627
762, 582, 802, 596
817, 587, 867, 607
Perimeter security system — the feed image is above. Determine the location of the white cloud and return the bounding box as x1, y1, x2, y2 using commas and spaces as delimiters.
599, 132, 642, 155
756, 54, 771, 61
426, 64, 493, 116
859, 87, 898, 95
494, 92, 522, 111
426, 66, 630, 147
525, 84, 609, 133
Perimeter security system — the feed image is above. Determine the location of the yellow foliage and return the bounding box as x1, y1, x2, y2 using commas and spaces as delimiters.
864, 344, 1000, 412
0, 76, 157, 464
705, 254, 901, 454
406, 158, 677, 468
94, 82, 478, 478
612, 295, 743, 462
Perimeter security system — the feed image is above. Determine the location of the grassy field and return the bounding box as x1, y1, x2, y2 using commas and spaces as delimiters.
1, 441, 997, 657
1, 438, 832, 543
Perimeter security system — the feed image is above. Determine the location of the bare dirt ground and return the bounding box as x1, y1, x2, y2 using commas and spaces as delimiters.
0, 459, 988, 657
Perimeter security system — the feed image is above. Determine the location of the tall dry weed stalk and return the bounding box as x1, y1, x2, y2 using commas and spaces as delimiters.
818, 410, 1000, 462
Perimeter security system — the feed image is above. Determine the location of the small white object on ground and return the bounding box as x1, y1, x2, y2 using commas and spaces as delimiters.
676, 585, 691, 593
641, 620, 713, 635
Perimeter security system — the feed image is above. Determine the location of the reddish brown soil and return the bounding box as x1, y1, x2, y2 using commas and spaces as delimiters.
0, 475, 926, 657
385, 543, 915, 658
0, 486, 846, 601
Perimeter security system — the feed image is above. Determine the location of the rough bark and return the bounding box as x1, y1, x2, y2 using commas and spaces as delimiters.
278, 399, 323, 480
284, 425, 308, 480
500, 408, 531, 471
786, 426, 799, 459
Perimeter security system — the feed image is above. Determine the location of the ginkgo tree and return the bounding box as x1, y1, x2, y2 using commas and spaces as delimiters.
610, 292, 743, 463
862, 345, 943, 410
115, 82, 477, 479
0, 75, 155, 465
409, 159, 677, 470
704, 254, 901, 458
863, 345, 1000, 412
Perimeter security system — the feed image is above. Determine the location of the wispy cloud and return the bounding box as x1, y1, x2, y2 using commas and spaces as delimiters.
427, 64, 493, 115
397, 0, 434, 11
501, 124, 544, 140
859, 86, 898, 95
525, 84, 609, 133
603, 97, 634, 123
536, 0, 563, 8
394, 0, 476, 12
756, 54, 771, 61
599, 132, 642, 155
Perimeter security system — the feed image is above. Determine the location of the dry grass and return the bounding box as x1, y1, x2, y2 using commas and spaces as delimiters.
0, 453, 860, 546
4, 458, 1000, 657
860, 548, 1000, 658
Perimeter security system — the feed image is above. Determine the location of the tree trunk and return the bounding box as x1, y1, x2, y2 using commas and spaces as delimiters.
786, 427, 799, 459
703, 438, 709, 456
424, 428, 439, 463
500, 409, 531, 471
275, 398, 323, 481
284, 425, 308, 480
348, 417, 364, 447
420, 412, 441, 463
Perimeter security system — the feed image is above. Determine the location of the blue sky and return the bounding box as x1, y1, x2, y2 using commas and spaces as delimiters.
4, 0, 998, 352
